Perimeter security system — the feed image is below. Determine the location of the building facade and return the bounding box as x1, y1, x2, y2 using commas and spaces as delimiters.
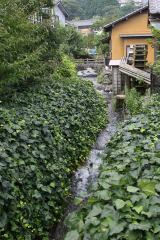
54, 1, 69, 26
69, 19, 96, 36
30, 0, 69, 26
104, 6, 154, 65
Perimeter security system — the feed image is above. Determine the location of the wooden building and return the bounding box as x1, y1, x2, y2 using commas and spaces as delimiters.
69, 19, 96, 36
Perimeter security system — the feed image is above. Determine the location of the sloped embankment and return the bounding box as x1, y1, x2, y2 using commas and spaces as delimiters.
0, 78, 107, 239
65, 95, 160, 240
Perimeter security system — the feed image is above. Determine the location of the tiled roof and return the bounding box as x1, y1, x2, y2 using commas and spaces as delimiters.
69, 19, 96, 27
149, 0, 160, 14
55, 0, 69, 17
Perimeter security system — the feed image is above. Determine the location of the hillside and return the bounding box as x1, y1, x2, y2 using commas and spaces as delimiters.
63, 0, 141, 20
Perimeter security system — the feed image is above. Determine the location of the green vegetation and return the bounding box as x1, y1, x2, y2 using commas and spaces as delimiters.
0, 77, 107, 239
82, 32, 109, 57
63, 0, 140, 21
152, 28, 160, 75
0, 0, 59, 88
0, 0, 86, 91
125, 88, 142, 116
65, 94, 160, 240
0, 0, 108, 239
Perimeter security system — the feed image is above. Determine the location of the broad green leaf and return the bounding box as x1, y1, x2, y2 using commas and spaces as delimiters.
115, 199, 126, 210
95, 190, 111, 201
146, 232, 155, 240
109, 221, 126, 236
74, 197, 83, 205
129, 222, 151, 231
154, 225, 160, 234
86, 216, 100, 226
127, 186, 139, 193
138, 180, 156, 196
88, 205, 102, 217
65, 230, 79, 240
133, 205, 144, 214
50, 182, 56, 188
155, 183, 160, 193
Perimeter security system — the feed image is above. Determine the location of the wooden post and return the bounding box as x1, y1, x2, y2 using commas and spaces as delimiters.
112, 66, 121, 95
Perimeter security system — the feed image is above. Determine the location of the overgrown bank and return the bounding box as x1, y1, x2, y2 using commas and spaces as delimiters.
0, 78, 107, 239
65, 94, 160, 240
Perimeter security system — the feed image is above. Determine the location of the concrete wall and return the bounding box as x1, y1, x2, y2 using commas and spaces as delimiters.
111, 10, 154, 64
54, 5, 66, 26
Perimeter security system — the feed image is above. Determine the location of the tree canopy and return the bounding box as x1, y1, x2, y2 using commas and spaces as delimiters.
63, 0, 140, 20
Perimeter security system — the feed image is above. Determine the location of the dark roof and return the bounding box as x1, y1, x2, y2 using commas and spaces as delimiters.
104, 5, 148, 31
149, 0, 160, 14
55, 0, 69, 17
69, 19, 96, 28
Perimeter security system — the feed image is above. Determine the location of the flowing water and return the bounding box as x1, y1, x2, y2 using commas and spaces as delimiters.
51, 76, 120, 240
73, 78, 117, 196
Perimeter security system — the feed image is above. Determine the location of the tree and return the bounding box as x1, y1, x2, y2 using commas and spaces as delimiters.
63, 0, 84, 19
0, 0, 52, 88
0, 0, 77, 91
63, 0, 120, 19
152, 28, 160, 74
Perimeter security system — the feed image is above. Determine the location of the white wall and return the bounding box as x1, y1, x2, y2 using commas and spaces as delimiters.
54, 5, 66, 26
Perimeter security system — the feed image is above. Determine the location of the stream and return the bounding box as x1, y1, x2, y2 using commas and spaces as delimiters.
73, 77, 118, 196
52, 75, 120, 240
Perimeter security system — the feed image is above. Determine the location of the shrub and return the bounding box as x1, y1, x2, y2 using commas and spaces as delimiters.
65, 94, 160, 240
0, 78, 107, 239
54, 55, 77, 80
125, 88, 142, 115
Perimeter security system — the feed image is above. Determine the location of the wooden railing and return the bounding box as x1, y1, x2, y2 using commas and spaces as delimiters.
75, 58, 105, 65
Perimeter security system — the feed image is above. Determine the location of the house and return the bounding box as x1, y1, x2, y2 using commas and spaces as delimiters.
30, 0, 69, 26
69, 19, 96, 36
104, 5, 154, 94
104, 5, 154, 64
53, 0, 69, 26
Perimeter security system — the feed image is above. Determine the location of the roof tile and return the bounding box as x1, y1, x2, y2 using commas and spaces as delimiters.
149, 0, 160, 14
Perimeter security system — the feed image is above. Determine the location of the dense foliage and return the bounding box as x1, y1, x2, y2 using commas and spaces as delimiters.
57, 26, 87, 59
152, 28, 160, 75
0, 78, 107, 239
0, 0, 86, 91
63, 0, 140, 20
0, 0, 54, 87
65, 95, 160, 240
125, 88, 142, 116
63, 0, 119, 19
0, 0, 109, 239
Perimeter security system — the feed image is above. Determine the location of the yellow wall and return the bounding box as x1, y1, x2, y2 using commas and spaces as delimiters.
111, 10, 154, 64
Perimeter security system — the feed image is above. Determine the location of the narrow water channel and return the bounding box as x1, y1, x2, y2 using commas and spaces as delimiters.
51, 76, 119, 240
74, 77, 117, 197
